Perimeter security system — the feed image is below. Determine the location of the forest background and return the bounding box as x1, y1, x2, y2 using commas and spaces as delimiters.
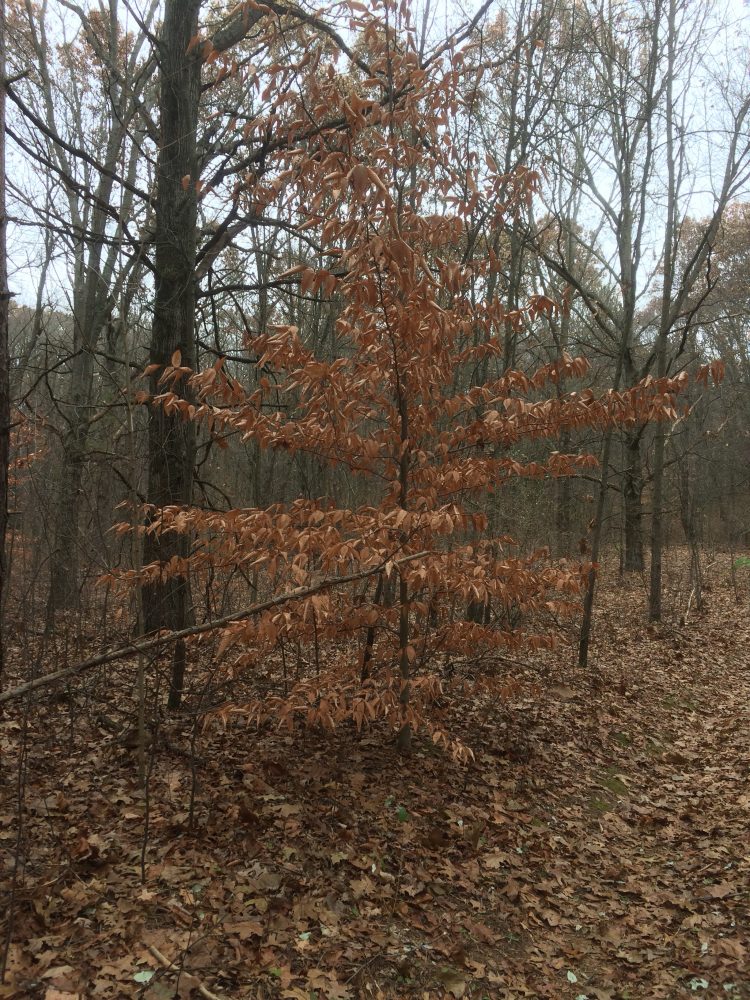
1, 0, 750, 995
2, 0, 749, 710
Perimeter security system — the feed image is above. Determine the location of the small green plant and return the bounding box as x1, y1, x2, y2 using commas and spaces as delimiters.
733, 556, 750, 569
385, 796, 409, 821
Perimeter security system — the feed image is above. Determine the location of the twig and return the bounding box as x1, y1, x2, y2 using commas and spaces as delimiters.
0, 551, 429, 705
142, 944, 224, 1000
683, 585, 696, 626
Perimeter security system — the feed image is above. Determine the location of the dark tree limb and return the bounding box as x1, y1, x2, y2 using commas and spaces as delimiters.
0, 551, 428, 706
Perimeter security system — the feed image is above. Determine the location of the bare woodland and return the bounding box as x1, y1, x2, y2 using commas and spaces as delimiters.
1, 0, 749, 997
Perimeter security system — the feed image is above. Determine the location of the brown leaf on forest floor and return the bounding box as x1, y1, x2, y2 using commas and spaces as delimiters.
695, 881, 738, 899
437, 968, 468, 998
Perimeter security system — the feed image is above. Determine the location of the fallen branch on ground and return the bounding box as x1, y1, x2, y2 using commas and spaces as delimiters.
143, 943, 225, 1000
0, 551, 428, 706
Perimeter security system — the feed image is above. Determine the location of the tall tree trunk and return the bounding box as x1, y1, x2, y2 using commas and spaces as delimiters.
553, 263, 574, 558
622, 427, 644, 572
0, 0, 10, 689
578, 416, 620, 669
142, 0, 201, 710
649, 0, 677, 623
40, 5, 147, 613
648, 354, 669, 622
48, 360, 93, 611
678, 460, 702, 613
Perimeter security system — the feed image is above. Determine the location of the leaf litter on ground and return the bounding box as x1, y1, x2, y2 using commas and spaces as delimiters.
0, 551, 748, 998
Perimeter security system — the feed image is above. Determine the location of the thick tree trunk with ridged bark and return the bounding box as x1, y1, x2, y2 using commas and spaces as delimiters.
142, 0, 201, 709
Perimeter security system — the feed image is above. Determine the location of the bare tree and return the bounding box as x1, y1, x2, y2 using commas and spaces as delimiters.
530, 0, 750, 645
6, 0, 158, 611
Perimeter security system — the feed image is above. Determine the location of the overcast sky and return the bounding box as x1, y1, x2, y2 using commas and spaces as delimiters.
7, 0, 750, 313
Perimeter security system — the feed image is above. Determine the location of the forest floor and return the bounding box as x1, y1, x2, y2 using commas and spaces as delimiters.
1, 551, 749, 1000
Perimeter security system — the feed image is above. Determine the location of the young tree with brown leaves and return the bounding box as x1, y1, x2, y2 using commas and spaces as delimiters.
142, 0, 494, 708
127, 2, 686, 752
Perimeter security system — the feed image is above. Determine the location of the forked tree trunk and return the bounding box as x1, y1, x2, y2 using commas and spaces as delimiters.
142, 0, 201, 709
141, 0, 272, 707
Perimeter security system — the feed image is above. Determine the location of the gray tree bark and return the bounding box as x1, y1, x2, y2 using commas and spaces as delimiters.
142, 0, 202, 709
